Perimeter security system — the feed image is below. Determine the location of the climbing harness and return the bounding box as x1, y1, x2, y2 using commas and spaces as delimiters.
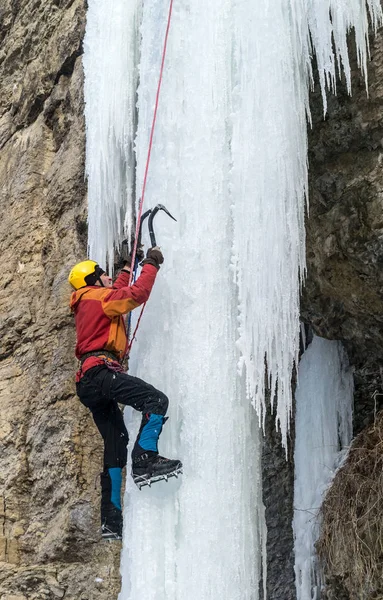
80, 350, 121, 365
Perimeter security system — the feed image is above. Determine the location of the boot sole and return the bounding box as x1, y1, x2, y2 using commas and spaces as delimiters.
101, 527, 122, 541
101, 532, 122, 541
132, 466, 183, 490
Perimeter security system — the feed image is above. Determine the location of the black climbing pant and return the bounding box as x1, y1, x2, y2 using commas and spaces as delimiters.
76, 366, 169, 469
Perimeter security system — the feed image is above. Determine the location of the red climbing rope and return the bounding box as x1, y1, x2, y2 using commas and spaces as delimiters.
127, 303, 146, 354
127, 0, 174, 354
128, 0, 175, 288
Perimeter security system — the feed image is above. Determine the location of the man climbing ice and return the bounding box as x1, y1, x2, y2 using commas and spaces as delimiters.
68, 246, 182, 540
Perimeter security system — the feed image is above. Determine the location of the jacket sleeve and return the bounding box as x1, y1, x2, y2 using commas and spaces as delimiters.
101, 264, 158, 317
113, 269, 131, 290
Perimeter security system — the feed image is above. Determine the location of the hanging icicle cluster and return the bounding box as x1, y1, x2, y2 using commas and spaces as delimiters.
83, 0, 143, 273
84, 0, 381, 445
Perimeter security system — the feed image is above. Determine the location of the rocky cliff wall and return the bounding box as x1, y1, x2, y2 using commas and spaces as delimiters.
0, 2, 121, 599
263, 25, 383, 600
303, 29, 383, 434
302, 27, 383, 600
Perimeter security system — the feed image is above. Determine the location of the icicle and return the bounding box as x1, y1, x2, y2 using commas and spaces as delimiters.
293, 336, 353, 600
231, 0, 381, 447
83, 0, 143, 273
231, 0, 309, 448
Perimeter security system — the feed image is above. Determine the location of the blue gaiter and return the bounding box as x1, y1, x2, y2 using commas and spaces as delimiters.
138, 414, 164, 452
108, 467, 122, 510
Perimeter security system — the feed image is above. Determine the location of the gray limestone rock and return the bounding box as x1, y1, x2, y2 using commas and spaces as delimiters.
0, 1, 121, 598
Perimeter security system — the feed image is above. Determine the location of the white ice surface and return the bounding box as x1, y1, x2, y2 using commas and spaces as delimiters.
83, 0, 142, 273
83, 0, 380, 597
84, 0, 380, 448
121, 2, 267, 597
293, 336, 353, 600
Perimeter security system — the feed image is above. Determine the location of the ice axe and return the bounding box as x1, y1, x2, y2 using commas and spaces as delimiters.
137, 208, 152, 248
124, 203, 176, 266
147, 204, 177, 247
119, 208, 151, 269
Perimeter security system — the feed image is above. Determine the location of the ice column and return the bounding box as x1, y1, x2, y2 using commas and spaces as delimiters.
293, 336, 353, 600
230, 1, 308, 446
83, 0, 142, 273
231, 0, 381, 446
120, 1, 266, 599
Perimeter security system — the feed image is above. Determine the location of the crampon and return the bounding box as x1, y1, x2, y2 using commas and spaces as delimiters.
132, 454, 183, 490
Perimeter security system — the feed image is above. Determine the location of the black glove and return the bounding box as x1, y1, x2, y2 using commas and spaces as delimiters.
121, 237, 145, 267
140, 246, 164, 270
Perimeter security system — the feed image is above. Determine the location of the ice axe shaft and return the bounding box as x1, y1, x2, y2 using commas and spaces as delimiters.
121, 207, 151, 265
148, 204, 177, 247
137, 208, 152, 247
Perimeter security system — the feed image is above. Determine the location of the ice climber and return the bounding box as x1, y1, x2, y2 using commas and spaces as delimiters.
68, 247, 182, 540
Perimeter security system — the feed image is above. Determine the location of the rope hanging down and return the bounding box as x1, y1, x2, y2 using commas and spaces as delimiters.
127, 0, 175, 353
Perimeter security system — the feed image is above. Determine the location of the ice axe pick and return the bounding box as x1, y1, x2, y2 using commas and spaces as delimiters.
147, 204, 177, 248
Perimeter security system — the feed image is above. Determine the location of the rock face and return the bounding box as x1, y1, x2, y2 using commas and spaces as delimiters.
0, 1, 121, 598
301, 28, 383, 600
264, 26, 383, 600
303, 29, 383, 435
262, 405, 295, 600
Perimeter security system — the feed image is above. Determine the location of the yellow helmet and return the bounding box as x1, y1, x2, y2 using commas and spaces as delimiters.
68, 260, 105, 290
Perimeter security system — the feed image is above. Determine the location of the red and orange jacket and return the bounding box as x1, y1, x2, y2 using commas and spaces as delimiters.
70, 265, 158, 379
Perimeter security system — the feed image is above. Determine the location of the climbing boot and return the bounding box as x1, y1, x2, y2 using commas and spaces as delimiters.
101, 504, 123, 540
100, 469, 123, 540
132, 451, 183, 490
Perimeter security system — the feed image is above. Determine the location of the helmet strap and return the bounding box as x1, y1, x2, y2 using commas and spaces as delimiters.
84, 265, 106, 287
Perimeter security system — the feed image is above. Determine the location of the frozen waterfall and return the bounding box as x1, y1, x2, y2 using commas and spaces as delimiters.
83, 0, 381, 598
293, 336, 353, 600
